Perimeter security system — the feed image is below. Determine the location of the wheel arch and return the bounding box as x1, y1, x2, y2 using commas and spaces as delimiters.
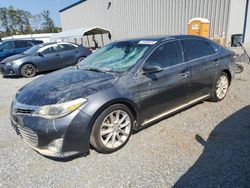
19, 62, 38, 74
222, 69, 232, 85
87, 98, 140, 133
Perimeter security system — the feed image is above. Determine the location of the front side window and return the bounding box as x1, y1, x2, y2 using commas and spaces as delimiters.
181, 39, 216, 61
78, 41, 150, 72
41, 45, 58, 54
0, 41, 15, 51
145, 41, 183, 68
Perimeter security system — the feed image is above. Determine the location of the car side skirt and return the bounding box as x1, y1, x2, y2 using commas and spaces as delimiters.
142, 94, 210, 126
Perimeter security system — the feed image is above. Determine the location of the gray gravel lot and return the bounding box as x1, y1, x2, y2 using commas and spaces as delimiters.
0, 64, 249, 188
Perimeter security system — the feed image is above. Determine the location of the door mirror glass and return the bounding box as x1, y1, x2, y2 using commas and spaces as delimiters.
143, 63, 163, 74
37, 51, 43, 56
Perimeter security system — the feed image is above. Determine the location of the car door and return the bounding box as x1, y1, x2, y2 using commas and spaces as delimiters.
0, 41, 15, 61
136, 40, 192, 123
180, 39, 221, 99
58, 43, 77, 67
36, 44, 62, 71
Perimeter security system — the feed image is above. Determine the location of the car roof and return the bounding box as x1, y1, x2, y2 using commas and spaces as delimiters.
36, 42, 78, 47
1, 39, 42, 43
118, 35, 211, 43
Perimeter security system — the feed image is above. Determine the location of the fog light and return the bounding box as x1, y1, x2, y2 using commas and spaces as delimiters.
48, 138, 63, 152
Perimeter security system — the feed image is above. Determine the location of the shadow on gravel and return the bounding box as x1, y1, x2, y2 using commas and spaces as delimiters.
174, 105, 250, 188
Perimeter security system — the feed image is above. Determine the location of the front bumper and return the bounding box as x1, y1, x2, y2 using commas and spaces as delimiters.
10, 104, 93, 158
0, 63, 20, 76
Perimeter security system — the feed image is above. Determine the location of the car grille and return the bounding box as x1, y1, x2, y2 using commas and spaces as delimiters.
16, 108, 34, 115
16, 124, 38, 147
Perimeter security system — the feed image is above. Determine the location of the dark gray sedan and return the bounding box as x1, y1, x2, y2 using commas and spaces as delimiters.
0, 42, 92, 77
10, 35, 236, 158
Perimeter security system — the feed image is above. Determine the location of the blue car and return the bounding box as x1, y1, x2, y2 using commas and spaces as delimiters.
0, 39, 43, 62
0, 42, 92, 77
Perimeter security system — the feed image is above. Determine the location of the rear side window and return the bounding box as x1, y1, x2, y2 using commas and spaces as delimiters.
181, 39, 216, 61
31, 40, 43, 45
145, 41, 183, 68
15, 41, 30, 48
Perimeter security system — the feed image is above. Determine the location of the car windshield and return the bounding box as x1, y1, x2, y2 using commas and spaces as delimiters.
23, 44, 44, 55
78, 41, 151, 73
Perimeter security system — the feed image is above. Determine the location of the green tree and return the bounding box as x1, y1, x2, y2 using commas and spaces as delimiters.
41, 10, 55, 33
0, 7, 10, 35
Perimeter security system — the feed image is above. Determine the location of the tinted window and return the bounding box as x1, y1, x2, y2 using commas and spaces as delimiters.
31, 40, 43, 45
0, 41, 15, 51
58, 44, 75, 51
42, 45, 58, 54
181, 39, 215, 61
15, 41, 29, 48
209, 42, 220, 53
145, 41, 183, 68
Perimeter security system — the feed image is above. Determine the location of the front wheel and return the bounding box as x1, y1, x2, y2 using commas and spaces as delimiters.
210, 72, 230, 102
20, 64, 37, 78
90, 104, 133, 153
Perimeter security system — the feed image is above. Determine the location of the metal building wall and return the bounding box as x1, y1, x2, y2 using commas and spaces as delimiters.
60, 0, 231, 42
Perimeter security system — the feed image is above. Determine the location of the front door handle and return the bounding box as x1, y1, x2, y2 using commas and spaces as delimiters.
180, 71, 190, 77
213, 59, 219, 65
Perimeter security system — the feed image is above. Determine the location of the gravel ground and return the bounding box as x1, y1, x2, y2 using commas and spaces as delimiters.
0, 64, 249, 188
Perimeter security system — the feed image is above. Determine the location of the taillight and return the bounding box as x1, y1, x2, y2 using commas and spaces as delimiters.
231, 51, 237, 62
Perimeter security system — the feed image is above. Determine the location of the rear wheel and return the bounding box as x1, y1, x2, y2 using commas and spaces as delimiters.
90, 104, 133, 153
77, 56, 85, 63
20, 64, 36, 78
210, 72, 230, 102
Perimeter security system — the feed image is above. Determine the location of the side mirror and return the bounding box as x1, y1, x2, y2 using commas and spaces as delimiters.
37, 52, 43, 56
143, 63, 163, 74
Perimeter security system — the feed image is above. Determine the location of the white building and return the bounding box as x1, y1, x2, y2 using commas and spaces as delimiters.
59, 0, 250, 46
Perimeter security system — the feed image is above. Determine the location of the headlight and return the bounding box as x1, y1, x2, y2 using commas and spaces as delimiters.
33, 98, 87, 119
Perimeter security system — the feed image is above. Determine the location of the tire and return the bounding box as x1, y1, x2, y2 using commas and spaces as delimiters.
236, 64, 244, 74
20, 64, 36, 78
77, 56, 85, 63
210, 72, 230, 102
90, 104, 133, 153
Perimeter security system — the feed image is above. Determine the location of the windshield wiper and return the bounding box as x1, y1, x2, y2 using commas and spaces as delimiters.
80, 67, 107, 73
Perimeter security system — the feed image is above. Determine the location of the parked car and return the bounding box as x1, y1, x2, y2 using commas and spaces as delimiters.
10, 35, 236, 158
0, 42, 92, 77
0, 39, 43, 62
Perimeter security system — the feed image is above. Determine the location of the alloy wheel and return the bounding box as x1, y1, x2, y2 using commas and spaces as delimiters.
21, 64, 36, 77
100, 110, 131, 149
216, 74, 229, 99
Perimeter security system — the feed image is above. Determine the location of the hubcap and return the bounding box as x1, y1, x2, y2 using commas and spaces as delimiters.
22, 64, 36, 77
216, 75, 229, 99
100, 110, 131, 149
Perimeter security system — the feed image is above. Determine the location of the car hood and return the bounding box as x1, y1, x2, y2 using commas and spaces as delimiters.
16, 67, 119, 106
1, 53, 28, 63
